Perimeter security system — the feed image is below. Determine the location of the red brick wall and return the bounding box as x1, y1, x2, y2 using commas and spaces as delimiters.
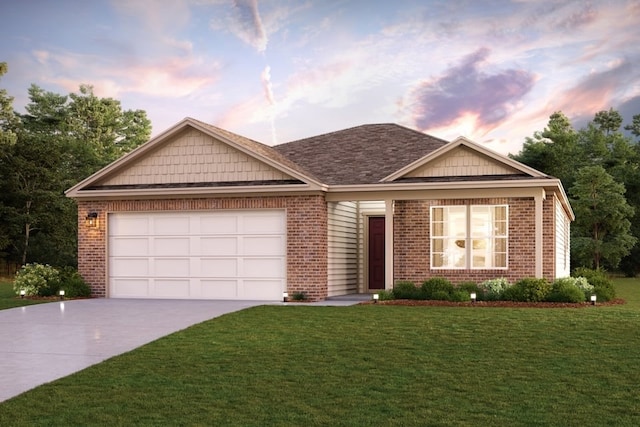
394, 197, 556, 285
76, 195, 328, 301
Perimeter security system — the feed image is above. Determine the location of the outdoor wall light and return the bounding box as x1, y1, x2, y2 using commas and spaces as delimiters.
373, 293, 379, 303
59, 289, 65, 300
20, 289, 25, 298
591, 294, 597, 305
470, 292, 477, 303
283, 292, 288, 303
85, 211, 98, 228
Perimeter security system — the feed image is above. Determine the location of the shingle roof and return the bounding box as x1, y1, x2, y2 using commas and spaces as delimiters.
273, 124, 448, 185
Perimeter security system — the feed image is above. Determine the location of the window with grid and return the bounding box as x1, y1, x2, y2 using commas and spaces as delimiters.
431, 205, 507, 269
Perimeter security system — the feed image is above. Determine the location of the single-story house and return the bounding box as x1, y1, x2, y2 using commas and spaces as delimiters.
65, 118, 574, 301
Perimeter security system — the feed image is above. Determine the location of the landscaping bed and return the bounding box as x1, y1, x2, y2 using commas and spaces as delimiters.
363, 298, 626, 308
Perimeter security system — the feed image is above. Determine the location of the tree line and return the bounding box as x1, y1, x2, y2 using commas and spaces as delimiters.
512, 109, 640, 275
0, 62, 151, 271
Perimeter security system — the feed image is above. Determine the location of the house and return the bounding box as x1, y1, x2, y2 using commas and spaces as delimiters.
65, 118, 574, 301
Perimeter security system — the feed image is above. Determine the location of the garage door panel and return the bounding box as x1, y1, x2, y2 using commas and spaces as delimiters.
153, 216, 190, 235
154, 237, 190, 256
200, 280, 238, 299
110, 217, 149, 236
243, 236, 284, 256
112, 279, 149, 297
110, 238, 149, 256
243, 258, 283, 278
199, 236, 238, 256
242, 213, 284, 234
111, 258, 149, 276
109, 210, 285, 300
243, 280, 282, 300
200, 215, 238, 234
200, 258, 238, 277
155, 258, 191, 277
152, 279, 190, 298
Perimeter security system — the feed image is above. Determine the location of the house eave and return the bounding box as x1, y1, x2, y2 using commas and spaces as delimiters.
67, 183, 328, 200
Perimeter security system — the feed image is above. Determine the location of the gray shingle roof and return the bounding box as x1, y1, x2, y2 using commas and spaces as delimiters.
273, 124, 448, 185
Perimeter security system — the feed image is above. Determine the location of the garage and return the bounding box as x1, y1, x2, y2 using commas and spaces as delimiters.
108, 210, 286, 300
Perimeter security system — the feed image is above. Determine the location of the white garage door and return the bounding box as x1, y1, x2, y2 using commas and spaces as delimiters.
108, 210, 286, 300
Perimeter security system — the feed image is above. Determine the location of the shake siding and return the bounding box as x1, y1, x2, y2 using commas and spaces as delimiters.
406, 146, 519, 178
98, 128, 294, 186
327, 201, 358, 296
357, 201, 385, 291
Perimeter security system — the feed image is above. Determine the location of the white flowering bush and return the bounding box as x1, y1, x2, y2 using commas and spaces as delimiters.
478, 277, 511, 300
13, 263, 60, 297
573, 276, 594, 296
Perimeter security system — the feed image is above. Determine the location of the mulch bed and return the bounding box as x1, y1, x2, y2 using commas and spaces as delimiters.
361, 299, 626, 308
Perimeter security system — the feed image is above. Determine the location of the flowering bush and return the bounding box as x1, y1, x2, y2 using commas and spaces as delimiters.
478, 277, 511, 300
13, 263, 60, 297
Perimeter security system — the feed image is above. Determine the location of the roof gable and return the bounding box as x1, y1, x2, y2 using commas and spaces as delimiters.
66, 118, 323, 197
383, 136, 549, 182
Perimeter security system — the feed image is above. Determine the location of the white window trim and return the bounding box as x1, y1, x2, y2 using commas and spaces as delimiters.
430, 204, 509, 270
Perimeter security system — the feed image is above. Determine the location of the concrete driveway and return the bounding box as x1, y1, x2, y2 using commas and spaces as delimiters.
0, 298, 264, 402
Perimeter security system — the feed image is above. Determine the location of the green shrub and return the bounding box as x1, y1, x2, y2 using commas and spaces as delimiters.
375, 290, 395, 301
58, 267, 92, 298
512, 278, 551, 302
457, 281, 479, 295
572, 268, 615, 302
502, 284, 525, 302
450, 290, 471, 302
547, 279, 586, 303
478, 278, 510, 301
13, 263, 60, 297
421, 277, 454, 300
393, 281, 422, 300
291, 292, 307, 301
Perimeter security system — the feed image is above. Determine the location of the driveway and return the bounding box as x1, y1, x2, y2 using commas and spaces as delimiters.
0, 298, 264, 402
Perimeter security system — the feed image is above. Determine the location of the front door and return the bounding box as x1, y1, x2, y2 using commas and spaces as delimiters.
368, 217, 385, 290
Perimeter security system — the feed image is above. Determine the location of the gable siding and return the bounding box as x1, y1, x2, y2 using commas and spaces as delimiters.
98, 128, 294, 186
327, 201, 358, 296
405, 146, 519, 178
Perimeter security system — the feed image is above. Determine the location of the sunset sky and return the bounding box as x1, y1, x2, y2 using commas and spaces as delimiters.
1, 0, 639, 155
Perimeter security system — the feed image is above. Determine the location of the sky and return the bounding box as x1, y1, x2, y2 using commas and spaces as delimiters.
1, 0, 639, 155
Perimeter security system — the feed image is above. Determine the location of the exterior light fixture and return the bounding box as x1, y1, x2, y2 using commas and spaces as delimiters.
373, 293, 379, 303
283, 292, 288, 303
59, 289, 65, 300
85, 211, 98, 228
590, 294, 597, 305
20, 289, 26, 298
470, 292, 477, 303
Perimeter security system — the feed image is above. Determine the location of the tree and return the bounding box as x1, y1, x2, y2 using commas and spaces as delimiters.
569, 166, 636, 270
625, 113, 640, 138
0, 81, 151, 267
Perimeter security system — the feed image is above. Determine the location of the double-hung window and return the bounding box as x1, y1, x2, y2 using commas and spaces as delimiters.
430, 205, 507, 269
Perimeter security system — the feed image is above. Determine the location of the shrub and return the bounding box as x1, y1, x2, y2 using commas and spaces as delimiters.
450, 290, 471, 302
478, 278, 510, 301
547, 279, 586, 303
58, 267, 92, 298
393, 281, 422, 300
291, 292, 307, 301
502, 284, 525, 302
13, 263, 60, 297
572, 268, 615, 302
375, 290, 395, 301
457, 281, 480, 295
511, 278, 551, 302
421, 278, 454, 300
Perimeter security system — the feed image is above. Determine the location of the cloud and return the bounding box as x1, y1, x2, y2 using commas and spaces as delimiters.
230, 0, 268, 52
405, 48, 536, 135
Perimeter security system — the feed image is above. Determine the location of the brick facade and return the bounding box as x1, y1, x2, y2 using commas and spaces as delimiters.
393, 197, 557, 285
77, 195, 328, 301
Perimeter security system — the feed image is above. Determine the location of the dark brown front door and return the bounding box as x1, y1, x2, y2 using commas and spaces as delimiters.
368, 217, 385, 290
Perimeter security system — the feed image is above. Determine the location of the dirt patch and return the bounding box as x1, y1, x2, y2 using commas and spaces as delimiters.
361, 299, 626, 308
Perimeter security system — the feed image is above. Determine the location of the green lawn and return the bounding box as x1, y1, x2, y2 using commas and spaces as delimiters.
1, 279, 640, 426
0, 280, 49, 310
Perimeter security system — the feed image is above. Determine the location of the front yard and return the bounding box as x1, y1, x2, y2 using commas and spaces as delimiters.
0, 279, 639, 425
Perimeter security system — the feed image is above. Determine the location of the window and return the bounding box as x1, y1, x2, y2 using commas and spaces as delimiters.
431, 205, 507, 269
